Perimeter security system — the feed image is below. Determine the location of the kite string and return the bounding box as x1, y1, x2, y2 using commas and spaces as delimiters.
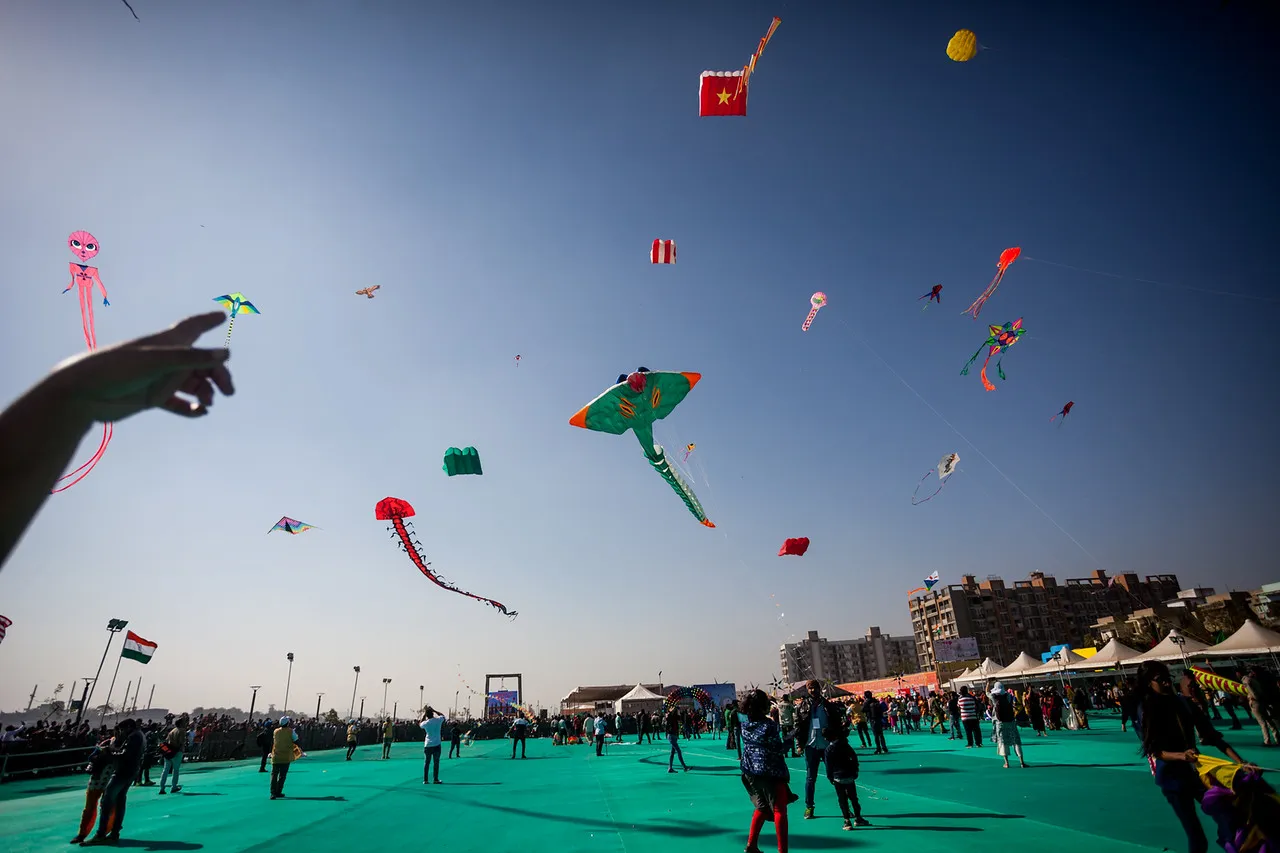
1022, 256, 1279, 303
831, 313, 1101, 567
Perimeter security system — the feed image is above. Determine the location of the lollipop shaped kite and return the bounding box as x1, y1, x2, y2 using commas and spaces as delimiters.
802, 292, 827, 331
374, 497, 517, 618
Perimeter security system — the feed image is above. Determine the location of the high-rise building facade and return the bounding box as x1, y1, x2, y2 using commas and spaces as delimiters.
907, 569, 1182, 670
779, 627, 918, 684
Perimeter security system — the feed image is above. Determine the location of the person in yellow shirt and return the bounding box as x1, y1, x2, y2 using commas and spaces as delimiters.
382, 719, 395, 759
269, 717, 300, 800
346, 721, 359, 760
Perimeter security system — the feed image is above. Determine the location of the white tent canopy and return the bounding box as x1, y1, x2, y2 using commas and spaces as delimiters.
1022, 648, 1090, 677
1128, 630, 1211, 664
616, 683, 666, 713
1074, 638, 1144, 669
991, 652, 1046, 679
954, 657, 1005, 684
1205, 620, 1280, 656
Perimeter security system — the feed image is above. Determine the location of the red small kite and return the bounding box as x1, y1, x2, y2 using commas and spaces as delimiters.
778, 537, 810, 557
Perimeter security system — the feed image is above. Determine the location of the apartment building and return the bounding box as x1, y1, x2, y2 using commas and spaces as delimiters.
907, 569, 1182, 670
779, 627, 918, 684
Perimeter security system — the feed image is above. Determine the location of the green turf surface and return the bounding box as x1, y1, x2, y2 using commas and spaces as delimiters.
1, 716, 1253, 852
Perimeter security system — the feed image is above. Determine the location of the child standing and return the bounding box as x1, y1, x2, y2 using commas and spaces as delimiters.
823, 714, 870, 830
739, 689, 797, 853
71, 739, 115, 844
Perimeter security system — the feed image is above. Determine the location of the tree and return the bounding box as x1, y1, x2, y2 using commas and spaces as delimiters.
325, 709, 342, 726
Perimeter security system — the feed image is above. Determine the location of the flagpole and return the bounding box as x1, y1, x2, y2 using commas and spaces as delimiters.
100, 647, 126, 727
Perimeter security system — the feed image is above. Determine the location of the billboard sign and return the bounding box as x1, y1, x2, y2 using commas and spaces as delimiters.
486, 690, 518, 714
935, 637, 979, 663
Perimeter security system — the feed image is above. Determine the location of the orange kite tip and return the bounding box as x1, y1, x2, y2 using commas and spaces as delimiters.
702, 519, 716, 528
568, 406, 589, 429
682, 372, 702, 389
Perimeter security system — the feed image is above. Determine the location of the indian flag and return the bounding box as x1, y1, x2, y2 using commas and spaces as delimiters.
121, 631, 157, 664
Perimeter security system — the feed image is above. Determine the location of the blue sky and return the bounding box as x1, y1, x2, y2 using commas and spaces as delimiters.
0, 1, 1276, 715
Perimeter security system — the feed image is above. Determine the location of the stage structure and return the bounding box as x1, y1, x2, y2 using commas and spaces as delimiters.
485, 673, 523, 716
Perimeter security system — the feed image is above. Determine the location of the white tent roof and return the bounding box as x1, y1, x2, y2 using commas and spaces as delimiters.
976, 657, 1004, 675
619, 683, 665, 701
992, 652, 1045, 678
1129, 630, 1211, 663
953, 658, 1005, 684
1205, 620, 1280, 656
1022, 647, 1090, 677
1075, 638, 1144, 668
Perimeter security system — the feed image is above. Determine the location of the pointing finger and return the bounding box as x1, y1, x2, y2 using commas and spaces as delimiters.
138, 312, 228, 347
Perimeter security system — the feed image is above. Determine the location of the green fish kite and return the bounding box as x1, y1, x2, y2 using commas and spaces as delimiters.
569, 368, 713, 527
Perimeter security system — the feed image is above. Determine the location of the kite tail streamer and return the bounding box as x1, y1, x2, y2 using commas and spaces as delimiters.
963, 271, 1004, 319
648, 445, 715, 527
960, 344, 986, 376
52, 422, 113, 493
736, 16, 782, 97
388, 517, 517, 618
224, 315, 236, 348
996, 359, 1007, 382
979, 354, 997, 392
911, 470, 947, 505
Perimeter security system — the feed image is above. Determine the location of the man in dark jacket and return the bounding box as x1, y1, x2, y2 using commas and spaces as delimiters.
793, 681, 843, 820
83, 718, 145, 846
256, 722, 273, 772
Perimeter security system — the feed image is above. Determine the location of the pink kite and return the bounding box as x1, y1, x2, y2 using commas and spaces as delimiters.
963, 247, 1020, 319
55, 231, 113, 493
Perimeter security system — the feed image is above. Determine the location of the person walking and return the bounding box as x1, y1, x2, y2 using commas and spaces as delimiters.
448, 720, 463, 758
862, 692, 889, 754
957, 686, 983, 747
345, 720, 359, 760
157, 715, 186, 794
989, 683, 1027, 769
269, 717, 300, 800
738, 689, 796, 852
665, 707, 689, 773
82, 719, 145, 846
419, 707, 444, 784
70, 738, 115, 844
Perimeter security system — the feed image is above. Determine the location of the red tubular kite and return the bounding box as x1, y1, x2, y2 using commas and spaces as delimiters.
1050, 401, 1074, 422
963, 247, 1021, 319
374, 497, 516, 618
778, 537, 810, 556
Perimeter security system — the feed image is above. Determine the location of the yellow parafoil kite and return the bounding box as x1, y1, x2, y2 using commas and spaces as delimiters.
946, 29, 979, 62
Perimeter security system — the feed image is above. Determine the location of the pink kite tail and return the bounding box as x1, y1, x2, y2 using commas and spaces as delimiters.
963, 270, 1006, 319
52, 422, 113, 493
802, 306, 820, 331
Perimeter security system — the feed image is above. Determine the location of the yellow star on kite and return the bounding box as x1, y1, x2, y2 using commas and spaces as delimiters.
717, 89, 732, 105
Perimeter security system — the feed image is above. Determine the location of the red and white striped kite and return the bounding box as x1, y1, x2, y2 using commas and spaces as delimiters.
651, 239, 676, 264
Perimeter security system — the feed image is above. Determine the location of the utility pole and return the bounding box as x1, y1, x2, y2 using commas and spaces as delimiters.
350, 667, 361, 718
359, 697, 366, 719
392, 701, 397, 721
316, 693, 324, 721
283, 653, 295, 715
80, 619, 127, 726
248, 686, 262, 724
26, 685, 37, 711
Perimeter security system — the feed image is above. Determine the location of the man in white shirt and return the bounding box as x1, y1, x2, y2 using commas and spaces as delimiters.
593, 714, 608, 756
419, 707, 444, 784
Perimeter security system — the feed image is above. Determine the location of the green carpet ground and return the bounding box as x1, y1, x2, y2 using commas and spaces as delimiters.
1, 715, 1256, 852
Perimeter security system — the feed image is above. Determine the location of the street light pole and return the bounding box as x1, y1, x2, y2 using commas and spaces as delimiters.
350, 667, 361, 718
80, 619, 128, 726
248, 686, 262, 723
454, 690, 459, 717
359, 697, 366, 718
316, 693, 324, 721
283, 653, 295, 715
382, 678, 391, 718
419, 685, 424, 714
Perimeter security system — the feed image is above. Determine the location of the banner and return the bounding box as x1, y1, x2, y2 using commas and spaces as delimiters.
934, 637, 979, 663
486, 690, 518, 714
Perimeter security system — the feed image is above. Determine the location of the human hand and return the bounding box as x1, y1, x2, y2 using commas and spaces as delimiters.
46, 312, 234, 423
1182, 749, 1200, 763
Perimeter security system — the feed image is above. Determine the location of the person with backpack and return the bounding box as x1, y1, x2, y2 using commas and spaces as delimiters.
988, 683, 1027, 769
